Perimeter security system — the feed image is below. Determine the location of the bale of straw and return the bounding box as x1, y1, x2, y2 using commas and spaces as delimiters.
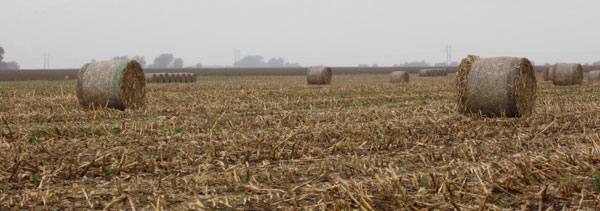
157, 73, 167, 83
76, 60, 145, 110
191, 73, 197, 82
307, 66, 332, 84
390, 71, 409, 83
145, 73, 159, 83
552, 63, 582, 86
588, 70, 600, 81
419, 68, 447, 77
456, 55, 536, 117
167, 73, 176, 83
543, 67, 550, 81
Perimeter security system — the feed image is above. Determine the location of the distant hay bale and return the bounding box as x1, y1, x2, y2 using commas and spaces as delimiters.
157, 73, 167, 83
145, 73, 158, 83
167, 73, 176, 83
543, 67, 551, 81
307, 66, 332, 84
419, 68, 447, 77
552, 63, 582, 86
588, 70, 600, 81
76, 60, 145, 110
390, 71, 409, 83
456, 55, 536, 117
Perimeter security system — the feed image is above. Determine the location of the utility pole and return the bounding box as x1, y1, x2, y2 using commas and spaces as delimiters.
43, 52, 51, 69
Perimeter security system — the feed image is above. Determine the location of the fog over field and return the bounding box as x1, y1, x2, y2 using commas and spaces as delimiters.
0, 0, 599, 68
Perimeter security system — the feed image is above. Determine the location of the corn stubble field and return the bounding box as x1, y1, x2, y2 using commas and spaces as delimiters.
1, 74, 600, 210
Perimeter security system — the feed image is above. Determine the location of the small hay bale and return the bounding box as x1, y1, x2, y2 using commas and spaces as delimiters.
307, 66, 332, 85
588, 70, 600, 81
390, 71, 409, 83
456, 55, 536, 117
145, 73, 159, 83
419, 68, 447, 77
167, 73, 176, 83
191, 73, 197, 82
76, 60, 145, 110
543, 67, 551, 81
552, 63, 582, 86
157, 73, 167, 83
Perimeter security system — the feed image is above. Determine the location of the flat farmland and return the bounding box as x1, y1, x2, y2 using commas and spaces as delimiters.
1, 74, 600, 210
2, 66, 598, 81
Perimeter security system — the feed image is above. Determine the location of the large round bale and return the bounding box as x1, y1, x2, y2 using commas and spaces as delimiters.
589, 70, 600, 81
76, 60, 145, 110
456, 55, 536, 117
191, 73, 197, 82
552, 63, 582, 86
307, 66, 332, 85
390, 71, 409, 83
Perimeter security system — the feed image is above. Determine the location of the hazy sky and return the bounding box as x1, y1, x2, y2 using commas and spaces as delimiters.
1, 0, 599, 69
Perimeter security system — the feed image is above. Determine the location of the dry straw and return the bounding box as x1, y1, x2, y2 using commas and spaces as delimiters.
552, 63, 582, 86
589, 70, 600, 81
76, 60, 145, 110
307, 66, 332, 85
456, 55, 536, 117
390, 71, 409, 83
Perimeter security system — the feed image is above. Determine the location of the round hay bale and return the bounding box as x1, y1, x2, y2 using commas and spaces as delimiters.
543, 67, 550, 81
167, 73, 176, 83
76, 60, 145, 110
456, 55, 536, 117
552, 63, 582, 86
145, 73, 159, 83
307, 66, 332, 85
419, 69, 430, 77
160, 73, 168, 83
390, 71, 409, 83
191, 73, 197, 82
589, 70, 600, 81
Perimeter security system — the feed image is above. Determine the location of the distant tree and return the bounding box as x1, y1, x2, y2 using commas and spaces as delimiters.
0, 47, 4, 62
584, 63, 590, 66
434, 62, 447, 67
544, 63, 551, 66
591, 61, 600, 66
235, 55, 265, 67
266, 58, 284, 67
0, 47, 19, 70
6, 62, 19, 70
401, 61, 431, 67
196, 63, 203, 68
149, 54, 175, 68
372, 64, 379, 67
449, 61, 459, 66
112, 56, 129, 60
284, 62, 301, 67
358, 64, 370, 67
170, 58, 184, 68
131, 56, 146, 67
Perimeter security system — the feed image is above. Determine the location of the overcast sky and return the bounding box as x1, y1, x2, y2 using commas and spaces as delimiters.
1, 0, 599, 69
